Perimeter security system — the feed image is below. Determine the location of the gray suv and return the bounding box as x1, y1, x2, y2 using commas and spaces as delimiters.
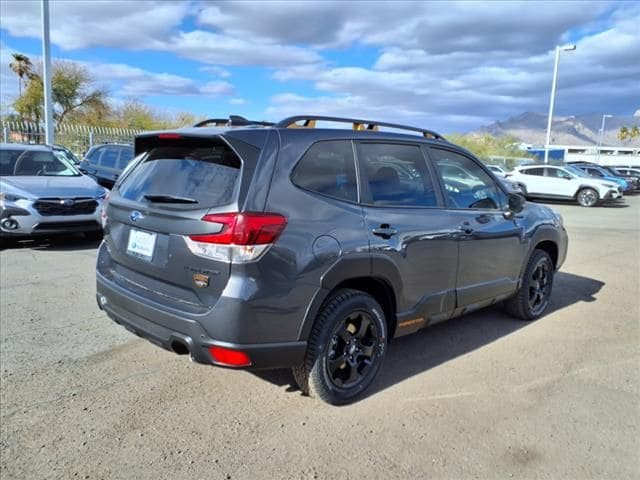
96, 115, 568, 404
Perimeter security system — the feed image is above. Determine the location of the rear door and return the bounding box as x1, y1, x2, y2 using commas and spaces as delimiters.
357, 142, 458, 324
103, 135, 248, 311
519, 167, 546, 194
428, 147, 525, 307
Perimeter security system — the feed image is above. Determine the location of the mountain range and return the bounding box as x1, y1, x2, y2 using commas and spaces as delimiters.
469, 112, 640, 147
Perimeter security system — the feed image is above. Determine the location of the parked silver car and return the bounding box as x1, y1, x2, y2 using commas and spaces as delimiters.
0, 144, 108, 240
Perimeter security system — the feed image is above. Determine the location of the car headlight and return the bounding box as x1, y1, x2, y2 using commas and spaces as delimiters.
0, 192, 28, 203
603, 183, 616, 188
552, 210, 564, 228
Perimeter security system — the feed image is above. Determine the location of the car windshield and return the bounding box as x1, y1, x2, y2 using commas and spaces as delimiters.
54, 147, 79, 164
0, 148, 81, 177
564, 165, 589, 178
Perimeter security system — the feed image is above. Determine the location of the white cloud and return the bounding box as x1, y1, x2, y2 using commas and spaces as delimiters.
0, 46, 235, 102
199, 66, 232, 78
0, 0, 192, 50
229, 98, 247, 105
1, 0, 638, 130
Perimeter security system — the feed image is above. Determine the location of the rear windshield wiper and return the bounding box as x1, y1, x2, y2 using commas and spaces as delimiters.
144, 194, 198, 204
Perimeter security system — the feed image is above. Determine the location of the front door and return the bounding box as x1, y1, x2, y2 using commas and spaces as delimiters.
428, 147, 526, 307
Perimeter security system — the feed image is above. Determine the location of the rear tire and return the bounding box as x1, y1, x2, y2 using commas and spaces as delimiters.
504, 249, 554, 321
293, 289, 387, 405
576, 188, 599, 207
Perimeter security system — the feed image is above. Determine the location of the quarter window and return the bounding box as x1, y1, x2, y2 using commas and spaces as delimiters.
291, 140, 357, 202
357, 143, 438, 207
431, 148, 506, 210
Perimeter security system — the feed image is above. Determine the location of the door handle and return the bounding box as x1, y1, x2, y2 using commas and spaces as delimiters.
458, 222, 474, 235
372, 224, 398, 239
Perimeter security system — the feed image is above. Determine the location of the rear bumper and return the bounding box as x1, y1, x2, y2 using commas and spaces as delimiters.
96, 271, 307, 369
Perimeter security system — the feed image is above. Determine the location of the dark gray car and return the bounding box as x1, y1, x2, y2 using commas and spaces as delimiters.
96, 116, 568, 404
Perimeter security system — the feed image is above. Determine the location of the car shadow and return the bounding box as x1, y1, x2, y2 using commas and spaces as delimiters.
0, 233, 102, 252
532, 198, 629, 209
251, 271, 605, 402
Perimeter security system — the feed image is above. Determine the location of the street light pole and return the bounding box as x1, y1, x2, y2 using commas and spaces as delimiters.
543, 44, 576, 164
596, 114, 612, 164
41, 0, 54, 146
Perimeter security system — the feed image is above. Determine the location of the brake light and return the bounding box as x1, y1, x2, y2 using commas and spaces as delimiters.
208, 345, 252, 367
184, 212, 287, 263
101, 191, 112, 227
158, 133, 182, 139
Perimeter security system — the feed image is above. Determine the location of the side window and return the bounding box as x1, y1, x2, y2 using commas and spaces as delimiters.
85, 148, 101, 165
431, 148, 507, 210
357, 143, 438, 207
99, 147, 119, 169
588, 168, 603, 177
524, 168, 544, 176
546, 168, 570, 179
291, 140, 357, 202
117, 147, 134, 169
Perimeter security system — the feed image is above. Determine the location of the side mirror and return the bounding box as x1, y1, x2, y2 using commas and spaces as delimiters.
507, 193, 526, 214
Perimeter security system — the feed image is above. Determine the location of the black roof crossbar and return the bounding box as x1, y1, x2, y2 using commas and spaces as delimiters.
274, 115, 445, 140
193, 116, 275, 128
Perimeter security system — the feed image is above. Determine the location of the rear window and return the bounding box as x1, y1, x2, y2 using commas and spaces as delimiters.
118, 142, 241, 207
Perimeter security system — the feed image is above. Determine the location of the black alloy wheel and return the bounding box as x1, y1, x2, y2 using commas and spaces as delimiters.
293, 289, 387, 405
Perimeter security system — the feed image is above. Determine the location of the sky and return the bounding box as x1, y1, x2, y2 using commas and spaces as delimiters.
0, 0, 639, 133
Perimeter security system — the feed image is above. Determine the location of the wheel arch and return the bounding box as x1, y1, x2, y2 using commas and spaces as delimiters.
297, 255, 401, 342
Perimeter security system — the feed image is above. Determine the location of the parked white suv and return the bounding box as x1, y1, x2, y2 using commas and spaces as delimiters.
508, 165, 622, 207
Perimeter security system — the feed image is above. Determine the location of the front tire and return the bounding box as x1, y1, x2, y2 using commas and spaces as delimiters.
293, 289, 387, 405
576, 188, 599, 207
505, 249, 555, 321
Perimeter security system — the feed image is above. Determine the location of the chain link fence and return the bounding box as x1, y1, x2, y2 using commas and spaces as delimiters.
1, 121, 143, 157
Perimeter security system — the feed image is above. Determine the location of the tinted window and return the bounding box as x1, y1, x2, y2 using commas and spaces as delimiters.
546, 167, 571, 179
1, 148, 79, 176
291, 140, 357, 202
431, 148, 506, 210
85, 147, 101, 164
116, 147, 135, 169
587, 168, 603, 177
357, 143, 437, 207
99, 147, 119, 169
118, 143, 241, 207
523, 167, 544, 176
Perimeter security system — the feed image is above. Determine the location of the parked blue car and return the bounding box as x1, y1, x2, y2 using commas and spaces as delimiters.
569, 163, 630, 192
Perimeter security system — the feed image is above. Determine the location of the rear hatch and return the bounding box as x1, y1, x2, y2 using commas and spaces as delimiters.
101, 134, 251, 313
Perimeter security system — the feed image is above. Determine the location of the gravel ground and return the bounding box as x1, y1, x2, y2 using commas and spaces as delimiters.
1, 197, 639, 479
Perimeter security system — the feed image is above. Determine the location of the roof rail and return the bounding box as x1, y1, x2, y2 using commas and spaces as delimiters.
193, 115, 275, 128
274, 115, 445, 140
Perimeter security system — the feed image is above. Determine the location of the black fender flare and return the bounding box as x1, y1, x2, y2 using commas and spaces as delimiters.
296, 254, 403, 341
518, 224, 564, 285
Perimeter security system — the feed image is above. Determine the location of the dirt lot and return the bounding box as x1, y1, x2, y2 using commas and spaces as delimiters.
1, 197, 639, 479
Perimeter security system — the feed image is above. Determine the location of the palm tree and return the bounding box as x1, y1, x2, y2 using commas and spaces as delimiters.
9, 53, 33, 99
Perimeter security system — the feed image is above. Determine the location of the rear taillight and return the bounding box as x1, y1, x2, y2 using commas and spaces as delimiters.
184, 212, 287, 263
101, 191, 112, 227
208, 345, 252, 367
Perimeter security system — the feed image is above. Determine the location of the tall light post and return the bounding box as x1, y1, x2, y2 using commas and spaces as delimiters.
544, 44, 576, 164
41, 0, 54, 145
596, 114, 612, 164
